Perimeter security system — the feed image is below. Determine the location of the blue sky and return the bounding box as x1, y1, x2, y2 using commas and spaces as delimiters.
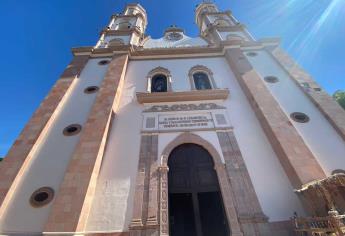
0, 0, 344, 156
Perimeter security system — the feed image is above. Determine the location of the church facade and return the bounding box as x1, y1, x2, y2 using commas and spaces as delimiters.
1, 2, 345, 236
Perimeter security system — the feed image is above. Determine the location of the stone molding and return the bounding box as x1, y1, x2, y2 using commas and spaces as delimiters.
0, 55, 89, 219
143, 103, 226, 113
136, 89, 229, 104
225, 48, 325, 189
44, 54, 129, 233
269, 47, 345, 142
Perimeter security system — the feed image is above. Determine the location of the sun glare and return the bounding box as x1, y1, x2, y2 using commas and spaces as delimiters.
247, 0, 345, 64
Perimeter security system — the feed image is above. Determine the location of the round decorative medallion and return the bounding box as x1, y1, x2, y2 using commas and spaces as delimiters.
84, 86, 100, 94
166, 32, 183, 41
98, 60, 110, 66
246, 52, 258, 57
290, 112, 310, 123
30, 187, 54, 208
63, 124, 82, 136
264, 76, 279, 83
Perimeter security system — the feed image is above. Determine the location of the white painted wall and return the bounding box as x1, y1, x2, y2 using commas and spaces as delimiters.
246, 50, 345, 175
86, 57, 305, 232
0, 58, 110, 233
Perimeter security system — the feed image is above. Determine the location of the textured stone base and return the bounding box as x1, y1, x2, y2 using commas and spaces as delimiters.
241, 220, 295, 236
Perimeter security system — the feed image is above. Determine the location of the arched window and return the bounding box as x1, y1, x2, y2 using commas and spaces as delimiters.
147, 67, 172, 93
189, 65, 217, 90
116, 21, 132, 30
151, 74, 168, 93
226, 34, 244, 41
193, 72, 212, 90
108, 38, 125, 47
215, 19, 230, 27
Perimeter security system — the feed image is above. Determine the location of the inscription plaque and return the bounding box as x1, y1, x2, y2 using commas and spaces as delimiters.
158, 113, 214, 131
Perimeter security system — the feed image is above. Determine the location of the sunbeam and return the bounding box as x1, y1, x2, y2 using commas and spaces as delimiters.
246, 0, 345, 65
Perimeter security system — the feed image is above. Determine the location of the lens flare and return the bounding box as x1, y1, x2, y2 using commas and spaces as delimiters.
246, 0, 345, 65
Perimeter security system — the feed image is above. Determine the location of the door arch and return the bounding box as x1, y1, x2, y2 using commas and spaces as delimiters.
168, 143, 229, 236
158, 133, 243, 236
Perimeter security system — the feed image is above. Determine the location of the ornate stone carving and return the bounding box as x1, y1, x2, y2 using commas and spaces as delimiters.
143, 103, 225, 113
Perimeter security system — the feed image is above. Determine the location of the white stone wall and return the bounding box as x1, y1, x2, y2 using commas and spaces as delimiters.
246, 49, 345, 175
0, 58, 110, 233
86, 56, 305, 232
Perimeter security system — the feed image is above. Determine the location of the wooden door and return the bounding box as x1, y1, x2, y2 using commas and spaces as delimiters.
168, 144, 229, 236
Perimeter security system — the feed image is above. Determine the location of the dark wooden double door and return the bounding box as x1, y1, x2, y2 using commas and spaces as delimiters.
168, 144, 229, 236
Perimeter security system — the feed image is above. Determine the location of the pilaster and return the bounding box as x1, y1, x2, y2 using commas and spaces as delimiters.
44, 54, 129, 233
225, 48, 326, 189
269, 47, 345, 142
0, 55, 89, 218
217, 130, 268, 235
129, 134, 159, 236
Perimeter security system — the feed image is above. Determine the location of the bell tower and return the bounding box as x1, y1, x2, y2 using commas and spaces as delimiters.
195, 2, 254, 44
96, 3, 147, 48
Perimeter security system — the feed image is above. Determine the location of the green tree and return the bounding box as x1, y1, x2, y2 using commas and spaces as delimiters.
333, 90, 345, 110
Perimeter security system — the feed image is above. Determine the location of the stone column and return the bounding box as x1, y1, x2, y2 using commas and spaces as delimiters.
147, 135, 160, 229
158, 158, 169, 236
0, 55, 89, 218
225, 48, 326, 189
217, 130, 268, 235
44, 54, 129, 233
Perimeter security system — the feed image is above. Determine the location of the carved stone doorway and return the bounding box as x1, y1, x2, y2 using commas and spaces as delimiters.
168, 143, 230, 236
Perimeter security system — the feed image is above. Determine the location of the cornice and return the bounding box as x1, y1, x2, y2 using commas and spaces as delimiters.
71, 37, 280, 59
100, 27, 142, 36
136, 89, 230, 104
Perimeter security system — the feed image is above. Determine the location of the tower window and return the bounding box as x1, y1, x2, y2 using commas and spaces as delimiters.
63, 124, 82, 136
151, 74, 168, 93
30, 187, 54, 208
193, 72, 212, 90
290, 112, 310, 123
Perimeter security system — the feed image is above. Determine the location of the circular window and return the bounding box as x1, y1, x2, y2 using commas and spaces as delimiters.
30, 187, 54, 208
63, 124, 82, 136
98, 60, 110, 66
332, 169, 345, 175
290, 112, 310, 123
246, 52, 258, 57
84, 86, 99, 94
264, 76, 279, 83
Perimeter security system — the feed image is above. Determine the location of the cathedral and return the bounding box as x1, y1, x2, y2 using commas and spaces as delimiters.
1, 2, 345, 236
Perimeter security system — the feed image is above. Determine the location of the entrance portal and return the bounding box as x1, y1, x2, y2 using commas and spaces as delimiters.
168, 143, 230, 236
